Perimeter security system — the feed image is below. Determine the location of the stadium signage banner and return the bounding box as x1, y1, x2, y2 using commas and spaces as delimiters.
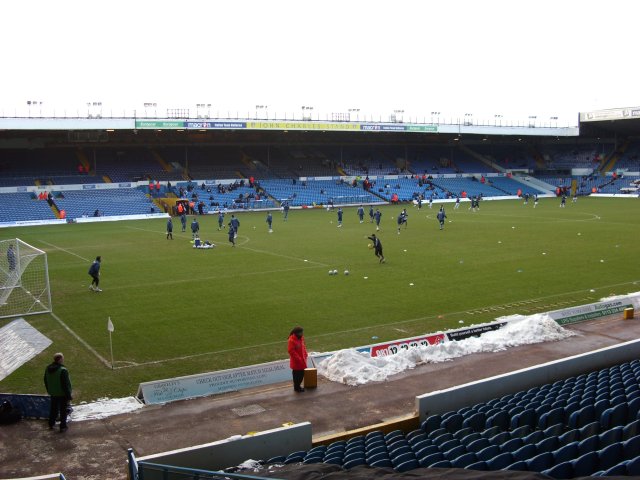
135, 120, 185, 128
446, 322, 507, 341
186, 121, 246, 129
138, 360, 291, 404
550, 297, 638, 326
370, 333, 446, 357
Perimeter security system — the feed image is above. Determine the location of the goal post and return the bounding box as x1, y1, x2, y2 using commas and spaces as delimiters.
0, 238, 52, 319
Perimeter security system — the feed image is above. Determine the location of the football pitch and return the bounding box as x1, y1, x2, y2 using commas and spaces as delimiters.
1, 197, 639, 401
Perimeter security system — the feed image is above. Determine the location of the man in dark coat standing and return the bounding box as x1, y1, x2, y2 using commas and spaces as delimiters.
44, 353, 72, 432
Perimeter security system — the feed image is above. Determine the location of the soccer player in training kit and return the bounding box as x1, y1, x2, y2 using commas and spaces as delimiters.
228, 224, 236, 247
88, 256, 102, 292
218, 211, 225, 230
230, 215, 240, 238
367, 234, 385, 263
266, 212, 273, 232
180, 213, 187, 232
437, 207, 447, 230
374, 208, 382, 231
455, 196, 460, 209
534, 194, 539, 208
397, 209, 408, 234
357, 205, 364, 223
369, 206, 374, 223
283, 201, 290, 221
337, 208, 343, 227
166, 217, 173, 239
560, 194, 567, 208
191, 218, 200, 239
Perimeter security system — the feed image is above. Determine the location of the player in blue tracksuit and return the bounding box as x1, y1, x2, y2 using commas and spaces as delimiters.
369, 206, 374, 223
357, 205, 364, 223
524, 193, 530, 205
228, 224, 236, 247
217, 211, 225, 230
166, 218, 173, 240
283, 201, 290, 221
534, 194, 539, 208
437, 207, 447, 230
560, 194, 566, 208
230, 215, 240, 238
455, 196, 460, 209
190, 218, 199, 239
266, 212, 273, 232
374, 209, 382, 231
337, 208, 343, 227
180, 213, 187, 232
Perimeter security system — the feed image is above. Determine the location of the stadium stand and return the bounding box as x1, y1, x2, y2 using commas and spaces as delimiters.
251, 359, 640, 477
0, 193, 58, 222
54, 189, 157, 218
259, 179, 378, 206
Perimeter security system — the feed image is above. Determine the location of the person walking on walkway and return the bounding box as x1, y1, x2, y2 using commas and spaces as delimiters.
288, 326, 308, 393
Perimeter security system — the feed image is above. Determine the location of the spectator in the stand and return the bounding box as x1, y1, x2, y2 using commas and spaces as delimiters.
155, 180, 161, 194
149, 181, 154, 196
197, 201, 204, 215
46, 192, 55, 207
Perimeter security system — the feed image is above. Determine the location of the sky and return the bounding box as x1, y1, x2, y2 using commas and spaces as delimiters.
0, 0, 638, 126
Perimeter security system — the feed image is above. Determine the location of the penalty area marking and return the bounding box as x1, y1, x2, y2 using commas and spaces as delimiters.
39, 240, 91, 262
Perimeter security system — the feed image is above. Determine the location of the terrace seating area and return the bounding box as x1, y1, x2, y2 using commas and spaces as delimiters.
174, 181, 276, 211
0, 193, 58, 223
259, 179, 377, 206
257, 359, 640, 477
55, 188, 157, 218
538, 175, 640, 195
243, 146, 338, 179
93, 148, 173, 182
0, 149, 89, 186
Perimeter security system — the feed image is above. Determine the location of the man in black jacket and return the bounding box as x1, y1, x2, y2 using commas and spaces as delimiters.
44, 353, 72, 432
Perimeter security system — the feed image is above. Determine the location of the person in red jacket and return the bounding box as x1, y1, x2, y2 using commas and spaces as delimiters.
288, 326, 308, 393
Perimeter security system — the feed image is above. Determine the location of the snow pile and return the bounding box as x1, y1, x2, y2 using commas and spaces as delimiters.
71, 396, 144, 421
599, 291, 640, 302
318, 314, 576, 386
236, 459, 264, 472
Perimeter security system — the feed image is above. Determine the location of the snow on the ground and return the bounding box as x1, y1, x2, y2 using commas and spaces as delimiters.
70, 396, 144, 421
317, 314, 577, 386
599, 291, 640, 302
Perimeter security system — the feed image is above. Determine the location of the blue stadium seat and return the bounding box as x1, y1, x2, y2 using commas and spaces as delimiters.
535, 436, 559, 454
394, 458, 419, 472
366, 451, 390, 464
452, 427, 474, 440
466, 438, 490, 453
623, 419, 640, 440
601, 460, 630, 476
441, 413, 464, 433
428, 428, 448, 441
509, 425, 532, 439
504, 460, 528, 471
422, 414, 442, 433
571, 451, 599, 477
488, 431, 511, 446
543, 461, 574, 479
266, 455, 286, 464
465, 460, 488, 471
369, 458, 393, 468
431, 432, 453, 445
384, 430, 404, 443
578, 434, 599, 455
569, 404, 596, 429
594, 399, 611, 419
406, 429, 426, 444
600, 403, 628, 430
365, 430, 384, 442
623, 434, 640, 458
598, 425, 623, 448
343, 457, 366, 469
597, 442, 624, 471
538, 407, 565, 430
553, 441, 580, 464
578, 421, 600, 440
475, 445, 501, 461
486, 411, 510, 431
343, 451, 365, 464
543, 423, 565, 439
526, 451, 555, 472
627, 455, 640, 475
522, 430, 544, 446
463, 412, 486, 432
500, 437, 523, 453
414, 444, 439, 459
450, 452, 478, 468
459, 432, 481, 446
512, 443, 537, 462
442, 445, 467, 461
627, 397, 640, 420
430, 460, 452, 468
438, 438, 460, 452
388, 444, 411, 458
480, 426, 501, 439
487, 452, 515, 470
419, 452, 444, 467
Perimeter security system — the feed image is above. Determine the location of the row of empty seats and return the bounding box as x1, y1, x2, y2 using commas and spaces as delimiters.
257, 359, 640, 477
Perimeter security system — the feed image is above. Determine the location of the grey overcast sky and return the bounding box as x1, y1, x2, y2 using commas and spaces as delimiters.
0, 0, 637, 124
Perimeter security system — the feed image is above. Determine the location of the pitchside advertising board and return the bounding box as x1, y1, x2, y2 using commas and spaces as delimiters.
137, 293, 640, 404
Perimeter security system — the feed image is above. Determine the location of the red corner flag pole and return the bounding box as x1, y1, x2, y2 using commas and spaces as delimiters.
107, 316, 114, 369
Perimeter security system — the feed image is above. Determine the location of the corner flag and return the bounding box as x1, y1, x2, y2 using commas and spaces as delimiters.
107, 317, 114, 332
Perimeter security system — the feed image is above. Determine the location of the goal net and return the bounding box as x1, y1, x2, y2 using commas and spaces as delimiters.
0, 238, 52, 319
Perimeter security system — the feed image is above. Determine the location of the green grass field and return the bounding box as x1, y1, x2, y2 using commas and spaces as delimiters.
1, 197, 639, 401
